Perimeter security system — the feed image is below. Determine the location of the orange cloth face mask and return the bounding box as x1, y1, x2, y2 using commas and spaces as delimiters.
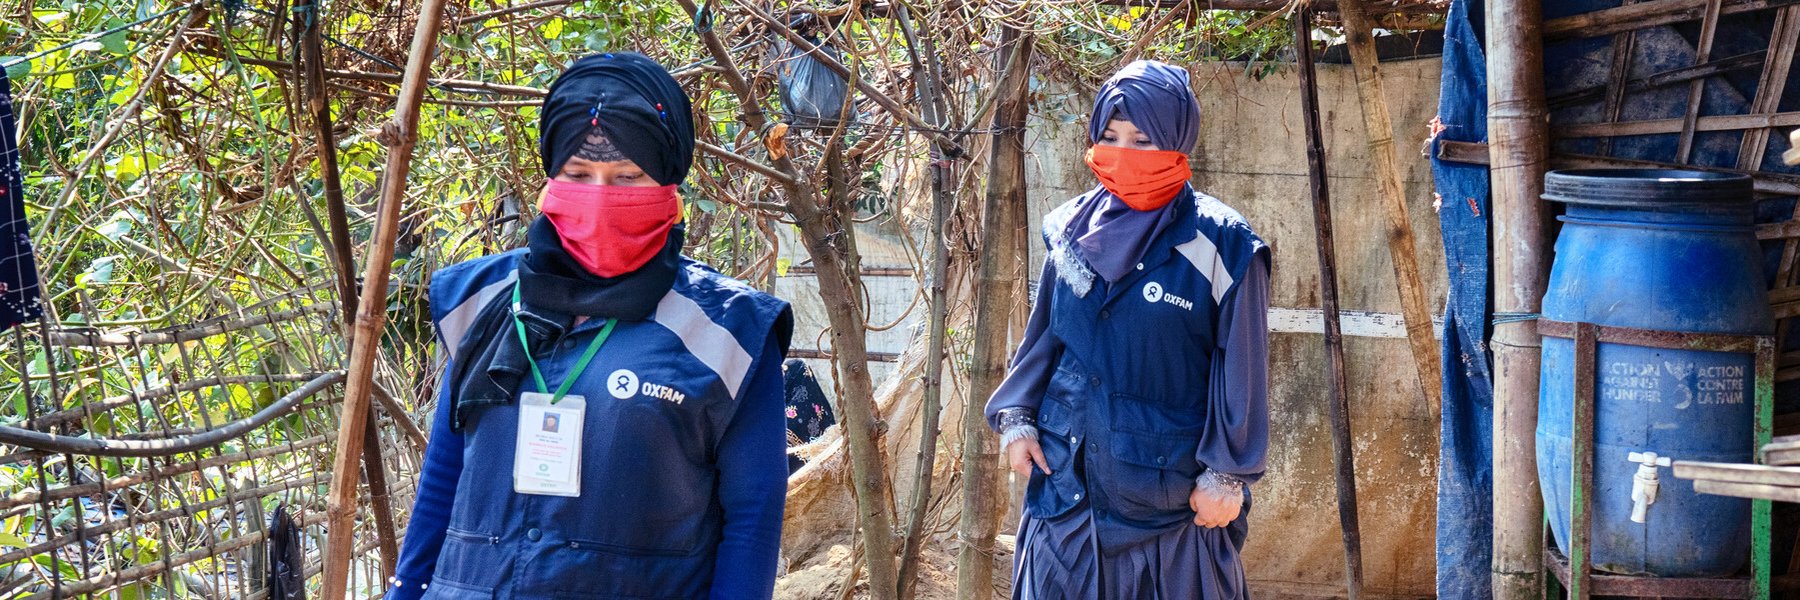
1085, 145, 1192, 211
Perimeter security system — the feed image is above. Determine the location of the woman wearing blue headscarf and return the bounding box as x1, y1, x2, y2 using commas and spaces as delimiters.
384, 53, 793, 599
985, 59, 1271, 598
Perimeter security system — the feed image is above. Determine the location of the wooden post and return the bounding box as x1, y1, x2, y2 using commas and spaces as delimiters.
320, 0, 449, 596
1333, 0, 1445, 420
959, 25, 1033, 600
894, 5, 956, 599
676, 2, 902, 596
297, 0, 398, 580
1295, 9, 1365, 599
1486, 0, 1552, 597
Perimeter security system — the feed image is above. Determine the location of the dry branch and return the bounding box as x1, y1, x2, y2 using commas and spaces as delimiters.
0, 435, 331, 510
46, 304, 334, 347
0, 372, 343, 457
1333, 0, 1443, 419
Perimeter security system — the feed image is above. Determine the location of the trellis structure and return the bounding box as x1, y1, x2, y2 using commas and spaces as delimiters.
0, 290, 420, 598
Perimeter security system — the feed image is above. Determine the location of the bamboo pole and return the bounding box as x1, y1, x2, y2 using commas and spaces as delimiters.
320, 0, 450, 596
298, 0, 399, 579
894, 5, 955, 599
1736, 8, 1797, 171
1545, 0, 1800, 40
1675, 0, 1724, 162
1486, 0, 1551, 596
1294, 8, 1364, 599
958, 25, 1033, 600
1332, 0, 1444, 419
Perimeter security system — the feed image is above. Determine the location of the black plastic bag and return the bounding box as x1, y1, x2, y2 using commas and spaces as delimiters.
777, 37, 850, 128
268, 504, 306, 600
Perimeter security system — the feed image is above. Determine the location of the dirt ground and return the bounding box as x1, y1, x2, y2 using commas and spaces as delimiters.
775, 534, 1016, 600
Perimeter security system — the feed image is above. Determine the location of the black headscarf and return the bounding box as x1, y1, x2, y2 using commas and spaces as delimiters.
446, 52, 695, 430
539, 52, 695, 184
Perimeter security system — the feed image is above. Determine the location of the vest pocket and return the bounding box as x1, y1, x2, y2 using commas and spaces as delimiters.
421, 578, 498, 599
431, 528, 504, 595
1036, 367, 1084, 435
1108, 392, 1203, 436
1025, 393, 1082, 520
1105, 430, 1201, 522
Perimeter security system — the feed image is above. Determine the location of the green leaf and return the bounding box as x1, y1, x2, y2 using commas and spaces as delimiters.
96, 213, 133, 240
50, 504, 75, 529
0, 532, 27, 548
101, 30, 130, 55
0, 57, 28, 80
78, 255, 118, 286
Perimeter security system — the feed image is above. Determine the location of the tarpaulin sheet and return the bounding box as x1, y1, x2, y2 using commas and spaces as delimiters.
1433, 0, 1800, 595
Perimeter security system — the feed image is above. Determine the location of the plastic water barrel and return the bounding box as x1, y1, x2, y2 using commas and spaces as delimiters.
1537, 169, 1768, 577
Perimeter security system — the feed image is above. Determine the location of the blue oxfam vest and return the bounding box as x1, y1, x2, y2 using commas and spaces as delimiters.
422, 250, 790, 599
1026, 192, 1267, 545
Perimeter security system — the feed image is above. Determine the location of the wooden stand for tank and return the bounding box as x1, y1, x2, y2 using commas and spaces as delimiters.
1536, 319, 1772, 600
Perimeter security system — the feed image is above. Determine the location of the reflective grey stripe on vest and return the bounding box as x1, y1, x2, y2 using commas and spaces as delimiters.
1174, 233, 1233, 305
439, 270, 519, 362
651, 289, 755, 397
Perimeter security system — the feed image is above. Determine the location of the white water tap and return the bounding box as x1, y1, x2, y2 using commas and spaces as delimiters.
1627, 451, 1672, 524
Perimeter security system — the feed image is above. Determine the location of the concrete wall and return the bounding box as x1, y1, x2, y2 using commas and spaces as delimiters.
1019, 59, 1448, 599
774, 57, 1450, 598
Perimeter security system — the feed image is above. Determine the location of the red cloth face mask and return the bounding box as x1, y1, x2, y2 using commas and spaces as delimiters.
1085, 145, 1192, 211
539, 179, 682, 278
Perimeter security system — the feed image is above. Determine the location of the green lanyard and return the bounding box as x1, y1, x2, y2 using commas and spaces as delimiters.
513, 281, 617, 404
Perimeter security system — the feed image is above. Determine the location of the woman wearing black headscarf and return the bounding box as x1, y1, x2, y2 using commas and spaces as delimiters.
385, 53, 794, 600
985, 60, 1271, 599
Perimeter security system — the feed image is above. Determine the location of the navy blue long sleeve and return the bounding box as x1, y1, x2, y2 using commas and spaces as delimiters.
386, 338, 786, 600
1197, 252, 1271, 485
984, 258, 1065, 431
708, 337, 789, 599
386, 353, 465, 600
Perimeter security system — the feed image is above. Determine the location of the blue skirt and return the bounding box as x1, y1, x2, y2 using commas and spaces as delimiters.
1012, 498, 1251, 600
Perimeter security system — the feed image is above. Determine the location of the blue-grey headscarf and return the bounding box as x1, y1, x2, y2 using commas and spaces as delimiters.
1065, 60, 1202, 287
1085, 60, 1201, 152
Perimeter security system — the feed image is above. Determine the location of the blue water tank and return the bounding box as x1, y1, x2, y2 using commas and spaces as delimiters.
1537, 169, 1768, 577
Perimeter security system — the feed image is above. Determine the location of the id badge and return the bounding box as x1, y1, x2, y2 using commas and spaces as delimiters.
514, 392, 584, 497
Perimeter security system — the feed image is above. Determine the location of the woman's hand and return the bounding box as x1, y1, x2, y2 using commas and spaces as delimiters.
1190, 484, 1241, 528
1006, 437, 1052, 477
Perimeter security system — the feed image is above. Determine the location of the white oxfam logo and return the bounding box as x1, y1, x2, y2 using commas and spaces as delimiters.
607, 369, 639, 399
1143, 282, 1164, 303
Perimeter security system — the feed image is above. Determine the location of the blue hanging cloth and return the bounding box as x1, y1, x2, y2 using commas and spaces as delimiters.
1430, 0, 1495, 597
0, 71, 43, 329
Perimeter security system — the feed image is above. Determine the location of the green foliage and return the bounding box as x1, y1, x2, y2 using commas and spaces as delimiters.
1034, 5, 1297, 82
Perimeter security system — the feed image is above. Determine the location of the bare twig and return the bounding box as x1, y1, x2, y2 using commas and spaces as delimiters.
697, 140, 799, 187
